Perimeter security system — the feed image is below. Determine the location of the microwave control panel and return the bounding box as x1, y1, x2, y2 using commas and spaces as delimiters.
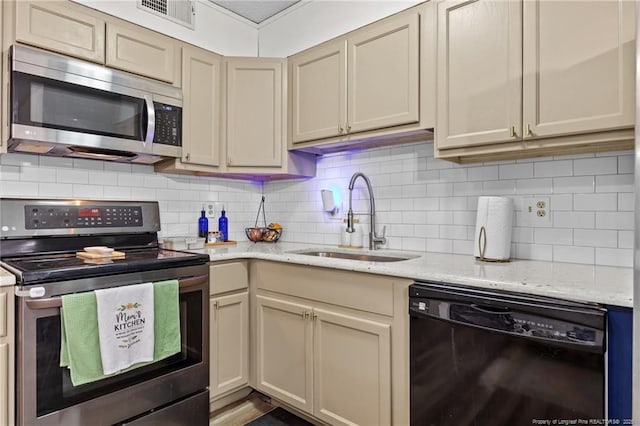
153, 103, 182, 147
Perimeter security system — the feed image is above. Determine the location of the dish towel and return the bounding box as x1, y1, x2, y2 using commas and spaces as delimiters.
60, 280, 181, 386
95, 282, 155, 375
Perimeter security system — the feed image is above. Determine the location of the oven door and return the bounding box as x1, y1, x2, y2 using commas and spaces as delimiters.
17, 265, 209, 426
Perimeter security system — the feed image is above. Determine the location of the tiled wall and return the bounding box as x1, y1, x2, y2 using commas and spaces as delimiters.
0, 153, 263, 238
0, 142, 635, 268
264, 140, 635, 267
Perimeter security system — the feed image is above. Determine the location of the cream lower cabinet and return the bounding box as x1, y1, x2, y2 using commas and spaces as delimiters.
255, 295, 391, 426
210, 292, 249, 398
209, 261, 250, 402
0, 289, 15, 426
436, 0, 635, 161
251, 260, 410, 425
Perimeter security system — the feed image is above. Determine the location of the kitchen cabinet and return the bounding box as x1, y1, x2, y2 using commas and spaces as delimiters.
12, 0, 181, 85
435, 0, 635, 162
15, 0, 105, 63
225, 58, 284, 168
209, 261, 250, 401
289, 2, 434, 153
0, 289, 14, 426
105, 20, 180, 84
181, 44, 222, 168
251, 261, 411, 425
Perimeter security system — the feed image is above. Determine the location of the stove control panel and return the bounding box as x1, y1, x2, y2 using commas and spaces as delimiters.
24, 205, 143, 229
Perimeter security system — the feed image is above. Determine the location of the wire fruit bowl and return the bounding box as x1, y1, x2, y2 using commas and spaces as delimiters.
246, 196, 282, 243
245, 227, 282, 243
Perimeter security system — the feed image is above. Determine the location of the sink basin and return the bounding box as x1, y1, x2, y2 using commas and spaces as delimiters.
292, 250, 416, 262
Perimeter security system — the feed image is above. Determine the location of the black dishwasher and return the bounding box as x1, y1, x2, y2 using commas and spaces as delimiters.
409, 282, 606, 426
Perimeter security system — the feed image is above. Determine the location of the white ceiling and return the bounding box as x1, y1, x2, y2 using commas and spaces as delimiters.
209, 0, 301, 24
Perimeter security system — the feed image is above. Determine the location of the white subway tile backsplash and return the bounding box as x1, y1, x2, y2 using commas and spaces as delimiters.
552, 211, 595, 229
595, 248, 633, 267
573, 229, 617, 248
0, 142, 634, 267
595, 174, 633, 193
552, 176, 594, 194
535, 228, 572, 245
596, 212, 634, 230
534, 160, 573, 177
499, 163, 533, 179
573, 157, 617, 176
573, 193, 617, 211
553, 245, 594, 264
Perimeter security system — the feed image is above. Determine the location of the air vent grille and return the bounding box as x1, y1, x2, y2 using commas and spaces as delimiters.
137, 0, 195, 29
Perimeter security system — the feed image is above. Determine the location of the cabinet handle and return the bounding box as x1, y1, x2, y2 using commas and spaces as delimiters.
213, 301, 219, 319
312, 313, 318, 321
185, 153, 190, 161
301, 311, 308, 320
346, 124, 351, 133
339, 126, 344, 134
509, 126, 517, 138
525, 124, 533, 137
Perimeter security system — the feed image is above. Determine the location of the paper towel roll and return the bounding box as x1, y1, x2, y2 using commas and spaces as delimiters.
473, 196, 513, 261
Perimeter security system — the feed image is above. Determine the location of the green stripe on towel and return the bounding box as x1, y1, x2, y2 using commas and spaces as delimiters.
60, 280, 181, 386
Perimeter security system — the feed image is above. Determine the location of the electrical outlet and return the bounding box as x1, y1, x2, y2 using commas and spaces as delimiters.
517, 197, 551, 226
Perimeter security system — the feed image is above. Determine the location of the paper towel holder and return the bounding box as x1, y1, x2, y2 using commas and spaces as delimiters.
321, 189, 339, 216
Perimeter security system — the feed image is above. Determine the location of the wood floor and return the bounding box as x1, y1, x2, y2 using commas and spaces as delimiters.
209, 393, 275, 426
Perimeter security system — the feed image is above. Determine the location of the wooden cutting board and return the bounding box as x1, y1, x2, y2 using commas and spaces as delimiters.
76, 251, 126, 259
205, 240, 238, 247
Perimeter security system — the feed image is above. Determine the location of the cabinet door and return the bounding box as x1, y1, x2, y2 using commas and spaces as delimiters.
182, 45, 221, 167
290, 40, 346, 143
255, 295, 313, 414
210, 292, 249, 399
522, 0, 635, 139
347, 12, 420, 134
313, 308, 391, 426
436, 0, 522, 149
105, 21, 179, 84
15, 1, 105, 63
226, 58, 283, 167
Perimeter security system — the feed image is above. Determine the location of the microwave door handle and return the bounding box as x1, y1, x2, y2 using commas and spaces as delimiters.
143, 95, 155, 148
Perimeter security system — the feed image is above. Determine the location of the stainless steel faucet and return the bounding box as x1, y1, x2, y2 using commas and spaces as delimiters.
346, 172, 387, 250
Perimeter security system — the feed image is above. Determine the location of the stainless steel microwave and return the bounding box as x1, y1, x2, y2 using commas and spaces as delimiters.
9, 45, 182, 164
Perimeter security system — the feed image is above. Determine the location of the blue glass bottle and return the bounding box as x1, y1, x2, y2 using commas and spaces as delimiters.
198, 207, 208, 238
218, 206, 228, 241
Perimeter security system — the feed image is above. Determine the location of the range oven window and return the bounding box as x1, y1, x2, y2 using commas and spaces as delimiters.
12, 72, 146, 141
34, 291, 202, 417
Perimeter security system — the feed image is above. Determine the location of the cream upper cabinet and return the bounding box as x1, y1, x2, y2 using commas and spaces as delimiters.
313, 308, 391, 426
226, 58, 284, 168
347, 12, 420, 134
210, 291, 249, 399
290, 40, 346, 143
522, 0, 635, 139
182, 44, 221, 167
436, 0, 635, 160
290, 7, 423, 145
436, 0, 522, 150
15, 1, 105, 63
105, 20, 180, 84
255, 295, 313, 414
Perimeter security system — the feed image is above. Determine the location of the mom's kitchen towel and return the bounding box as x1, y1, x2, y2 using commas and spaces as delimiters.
60, 280, 181, 386
95, 283, 155, 375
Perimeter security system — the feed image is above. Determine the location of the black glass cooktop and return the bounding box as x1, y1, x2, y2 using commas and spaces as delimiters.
1, 249, 209, 285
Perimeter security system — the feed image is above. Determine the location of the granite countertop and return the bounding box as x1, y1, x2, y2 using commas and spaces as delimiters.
193, 241, 633, 308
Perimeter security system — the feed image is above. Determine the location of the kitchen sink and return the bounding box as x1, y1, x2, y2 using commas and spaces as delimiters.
291, 249, 417, 262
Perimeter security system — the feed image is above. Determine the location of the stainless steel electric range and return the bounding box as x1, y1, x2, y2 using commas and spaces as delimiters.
0, 198, 210, 426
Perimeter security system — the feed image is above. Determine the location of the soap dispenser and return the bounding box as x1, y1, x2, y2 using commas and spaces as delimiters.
198, 206, 208, 238
218, 205, 228, 241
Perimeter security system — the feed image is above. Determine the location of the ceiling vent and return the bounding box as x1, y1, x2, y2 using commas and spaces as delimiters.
138, 0, 195, 29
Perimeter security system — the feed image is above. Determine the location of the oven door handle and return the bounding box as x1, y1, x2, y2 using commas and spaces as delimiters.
22, 274, 208, 310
